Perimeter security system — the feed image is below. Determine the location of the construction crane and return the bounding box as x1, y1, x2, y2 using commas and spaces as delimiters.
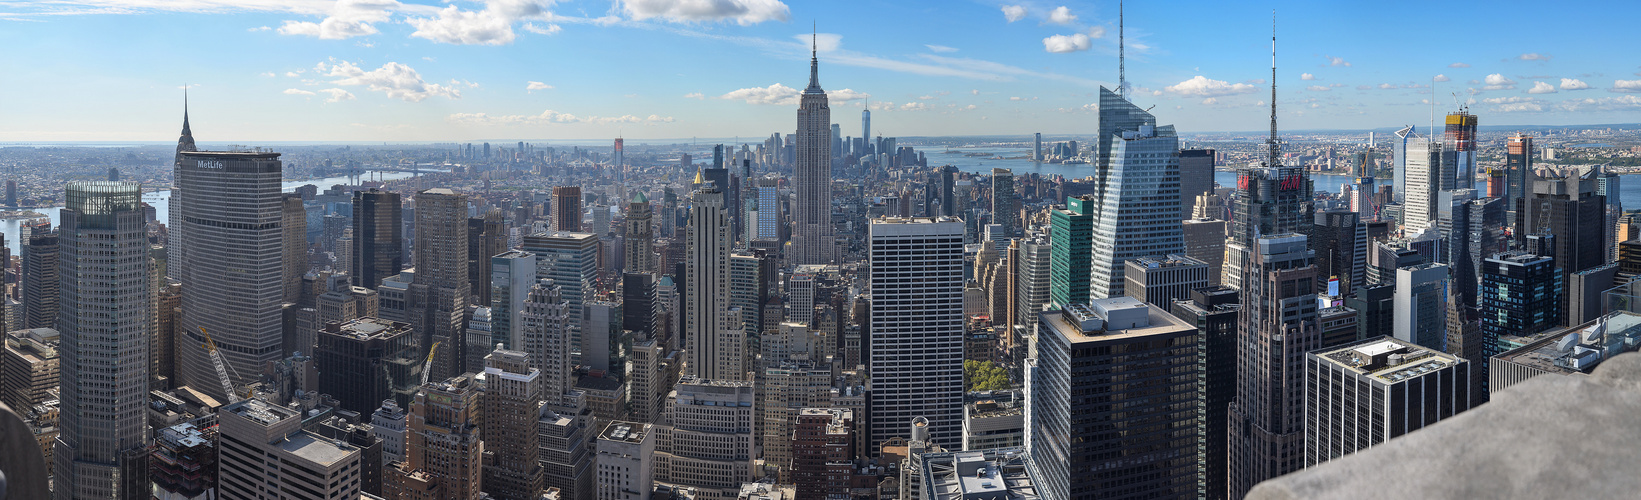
420, 342, 441, 386
199, 328, 245, 403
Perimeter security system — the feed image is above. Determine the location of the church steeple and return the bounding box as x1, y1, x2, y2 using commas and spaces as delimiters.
177, 86, 197, 155
804, 24, 823, 94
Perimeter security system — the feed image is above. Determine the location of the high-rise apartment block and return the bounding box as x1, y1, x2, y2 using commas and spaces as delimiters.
1505, 135, 1533, 225
868, 216, 965, 451
54, 181, 151, 500
791, 408, 856, 500
1026, 298, 1199, 500
1305, 337, 1473, 466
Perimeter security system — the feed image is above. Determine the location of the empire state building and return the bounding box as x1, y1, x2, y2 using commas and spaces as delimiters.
791, 34, 834, 265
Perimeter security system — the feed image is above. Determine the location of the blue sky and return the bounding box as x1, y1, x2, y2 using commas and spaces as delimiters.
2, 0, 1638, 142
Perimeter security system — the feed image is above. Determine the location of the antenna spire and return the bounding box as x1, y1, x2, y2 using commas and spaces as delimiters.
805, 22, 822, 92
1267, 10, 1279, 168
1117, 0, 1126, 97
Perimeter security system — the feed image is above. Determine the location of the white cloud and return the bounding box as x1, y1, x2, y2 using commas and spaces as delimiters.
523, 22, 561, 35
719, 83, 797, 105
1527, 81, 1557, 94
792, 33, 842, 52
275, 0, 393, 40
1558, 95, 1641, 111
683, 92, 704, 99
1165, 76, 1257, 97
1042, 33, 1091, 53
1306, 85, 1329, 92
1378, 83, 1396, 89
827, 89, 870, 102
315, 60, 460, 102
1560, 78, 1591, 90
1611, 79, 1641, 93
1433, 74, 1450, 82
1009, 96, 1025, 101
868, 101, 894, 111
622, 0, 790, 25
1325, 55, 1351, 67
917, 95, 937, 100
971, 89, 980, 95
899, 102, 928, 111
1482, 96, 1543, 112
248, 26, 271, 32
925, 44, 957, 53
526, 81, 553, 91
1300, 73, 1316, 80
283, 88, 316, 96
448, 109, 675, 126
1046, 6, 1075, 24
1087, 26, 1105, 38
1449, 62, 1470, 68
1483, 73, 1516, 90
1201, 98, 1218, 105
258, 71, 276, 77
407, 5, 516, 45
1001, 5, 1026, 22
318, 88, 355, 102
285, 70, 304, 77
1519, 52, 1552, 61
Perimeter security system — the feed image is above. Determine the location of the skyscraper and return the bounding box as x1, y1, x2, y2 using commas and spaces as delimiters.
1086, 93, 1185, 299
1226, 234, 1322, 498
314, 318, 417, 416
868, 216, 965, 451
389, 374, 484, 500
1170, 286, 1240, 500
1305, 337, 1472, 468
481, 349, 546, 500
468, 209, 506, 305
992, 168, 1016, 236
686, 185, 742, 381
175, 150, 285, 400
491, 250, 536, 351
282, 194, 306, 304
521, 280, 572, 403
1179, 148, 1215, 220
1444, 111, 1478, 191
522, 231, 598, 366
1049, 195, 1095, 309
351, 187, 402, 288
1402, 137, 1444, 233
1479, 252, 1561, 394
1123, 254, 1210, 309
1505, 135, 1533, 226
792, 34, 835, 265
1026, 299, 1200, 500
625, 192, 655, 274
53, 181, 150, 500
554, 186, 583, 232
168, 95, 197, 278
1033, 132, 1042, 161
1394, 263, 1449, 351
22, 222, 57, 330
218, 399, 364, 500
1516, 173, 1606, 321
413, 188, 471, 379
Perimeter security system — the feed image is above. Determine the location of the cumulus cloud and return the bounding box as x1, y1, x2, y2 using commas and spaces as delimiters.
925, 44, 958, 53
1001, 5, 1026, 22
1611, 79, 1641, 93
407, 5, 517, 45
1483, 73, 1516, 90
1558, 95, 1641, 111
248, 26, 271, 32
622, 0, 790, 25
283, 88, 316, 96
1306, 85, 1329, 92
1088, 25, 1105, 38
526, 81, 553, 91
1325, 55, 1351, 67
900, 102, 928, 111
827, 89, 870, 102
1434, 74, 1450, 82
1560, 78, 1591, 90
276, 0, 393, 40
259, 71, 276, 77
1519, 53, 1552, 61
315, 60, 460, 102
1165, 76, 1258, 97
319, 88, 356, 102
1377, 83, 1396, 89
1201, 98, 1218, 105
716, 83, 867, 105
1449, 62, 1470, 68
683, 92, 704, 99
1046, 6, 1076, 24
1043, 33, 1091, 53
1300, 73, 1316, 80
523, 22, 561, 35
1527, 81, 1557, 94
1482, 96, 1543, 112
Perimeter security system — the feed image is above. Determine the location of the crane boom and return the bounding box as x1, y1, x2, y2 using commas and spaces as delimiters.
200, 328, 242, 404
421, 342, 441, 386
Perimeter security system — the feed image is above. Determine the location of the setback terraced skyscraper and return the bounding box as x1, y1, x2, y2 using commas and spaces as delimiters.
791, 33, 834, 265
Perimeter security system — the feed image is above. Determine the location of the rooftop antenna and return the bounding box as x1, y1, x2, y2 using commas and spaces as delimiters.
1266, 10, 1279, 168
1117, 0, 1127, 97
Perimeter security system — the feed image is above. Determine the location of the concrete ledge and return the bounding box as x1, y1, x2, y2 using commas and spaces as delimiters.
1248, 352, 1641, 500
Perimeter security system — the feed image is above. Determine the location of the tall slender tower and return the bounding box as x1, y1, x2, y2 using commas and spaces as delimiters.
792, 31, 835, 265
1086, 86, 1184, 299
168, 90, 196, 278
686, 185, 740, 380
1226, 18, 1323, 498
413, 188, 471, 380
175, 150, 285, 401
54, 181, 150, 499
625, 192, 655, 274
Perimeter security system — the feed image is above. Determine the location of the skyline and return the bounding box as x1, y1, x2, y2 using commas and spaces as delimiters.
3, 0, 1640, 142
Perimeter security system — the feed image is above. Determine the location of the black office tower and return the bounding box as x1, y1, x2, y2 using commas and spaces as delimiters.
352, 188, 403, 289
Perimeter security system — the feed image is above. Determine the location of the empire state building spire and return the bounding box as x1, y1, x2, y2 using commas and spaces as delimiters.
805, 25, 822, 94
177, 86, 197, 155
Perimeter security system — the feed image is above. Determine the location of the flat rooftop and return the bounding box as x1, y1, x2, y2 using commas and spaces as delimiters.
1496, 311, 1641, 375
1045, 303, 1195, 344
1318, 337, 1464, 383
280, 431, 357, 467
228, 398, 298, 427
599, 421, 648, 444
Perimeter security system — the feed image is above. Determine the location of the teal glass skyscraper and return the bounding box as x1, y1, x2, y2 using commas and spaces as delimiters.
1049, 195, 1095, 309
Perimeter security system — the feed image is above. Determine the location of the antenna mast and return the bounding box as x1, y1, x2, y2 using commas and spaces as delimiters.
1267, 11, 1279, 168
1118, 0, 1126, 97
